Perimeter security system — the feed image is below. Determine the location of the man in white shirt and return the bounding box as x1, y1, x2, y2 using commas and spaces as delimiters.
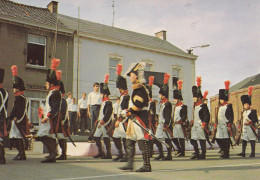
68, 98, 79, 135
66, 92, 73, 106
78, 93, 88, 134
87, 82, 102, 131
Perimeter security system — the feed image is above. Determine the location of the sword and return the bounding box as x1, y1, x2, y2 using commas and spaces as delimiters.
62, 121, 76, 147
203, 127, 213, 149
131, 118, 170, 148
165, 129, 176, 151
13, 117, 28, 143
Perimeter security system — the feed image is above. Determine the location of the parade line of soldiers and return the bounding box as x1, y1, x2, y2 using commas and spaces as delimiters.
0, 59, 258, 173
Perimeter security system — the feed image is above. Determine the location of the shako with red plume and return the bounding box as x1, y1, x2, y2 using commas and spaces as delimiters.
46, 58, 61, 86
173, 79, 183, 100
11, 65, 25, 91
159, 73, 170, 98
241, 86, 253, 105
192, 76, 203, 98
116, 64, 127, 90
100, 73, 110, 95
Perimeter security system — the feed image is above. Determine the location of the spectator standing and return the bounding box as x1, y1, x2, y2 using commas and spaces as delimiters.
68, 98, 79, 135
78, 93, 88, 134
66, 92, 73, 106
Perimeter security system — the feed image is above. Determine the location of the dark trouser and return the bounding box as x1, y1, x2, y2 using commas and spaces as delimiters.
90, 105, 101, 131
0, 142, 6, 164
79, 108, 88, 133
172, 138, 185, 156
13, 138, 26, 160
240, 140, 255, 157
41, 136, 57, 163
190, 139, 206, 159
57, 139, 67, 160
217, 138, 230, 158
69, 112, 78, 135
113, 137, 123, 159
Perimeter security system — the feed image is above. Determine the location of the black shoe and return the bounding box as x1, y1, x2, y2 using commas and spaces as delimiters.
154, 154, 164, 160
190, 154, 199, 159
56, 155, 67, 160
218, 150, 223, 154
41, 158, 56, 163
14, 156, 26, 160
93, 153, 103, 159
221, 154, 229, 159
102, 155, 112, 159
13, 153, 21, 160
249, 153, 255, 158
198, 154, 206, 159
177, 153, 185, 157
162, 156, 172, 161
136, 166, 151, 172
237, 153, 245, 157
119, 164, 133, 171
120, 157, 128, 162
113, 156, 122, 161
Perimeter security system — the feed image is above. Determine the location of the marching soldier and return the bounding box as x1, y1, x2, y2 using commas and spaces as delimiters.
93, 74, 113, 159
172, 80, 187, 157
147, 76, 156, 157
154, 73, 173, 161
37, 58, 62, 163
56, 70, 69, 160
237, 86, 258, 157
8, 65, 30, 161
112, 64, 130, 162
120, 62, 151, 172
214, 81, 234, 159
0, 68, 8, 164
190, 77, 210, 159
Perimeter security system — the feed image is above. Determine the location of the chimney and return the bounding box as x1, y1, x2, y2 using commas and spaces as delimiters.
155, 30, 167, 40
47, 1, 58, 13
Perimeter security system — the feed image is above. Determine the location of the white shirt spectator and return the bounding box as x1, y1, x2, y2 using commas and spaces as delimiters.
66, 97, 73, 106
68, 103, 78, 112
87, 91, 102, 106
78, 98, 88, 109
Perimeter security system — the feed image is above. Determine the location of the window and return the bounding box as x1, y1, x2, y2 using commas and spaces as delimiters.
172, 68, 180, 89
27, 34, 46, 67
142, 60, 153, 71
28, 98, 45, 126
109, 58, 121, 81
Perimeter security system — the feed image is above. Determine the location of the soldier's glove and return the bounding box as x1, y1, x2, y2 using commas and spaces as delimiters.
115, 121, 119, 128
163, 124, 168, 132
126, 109, 135, 120
202, 122, 207, 129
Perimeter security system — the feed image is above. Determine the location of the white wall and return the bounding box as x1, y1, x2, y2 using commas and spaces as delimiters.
73, 38, 195, 119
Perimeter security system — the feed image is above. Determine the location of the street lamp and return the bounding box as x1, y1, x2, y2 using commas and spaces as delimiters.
187, 44, 210, 54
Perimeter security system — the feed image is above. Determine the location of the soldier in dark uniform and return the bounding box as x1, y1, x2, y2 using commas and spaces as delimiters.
0, 68, 8, 164
154, 73, 173, 161
190, 76, 210, 160
237, 86, 258, 157
215, 81, 234, 159
39, 58, 62, 163
120, 62, 151, 172
112, 64, 130, 162
172, 80, 187, 157
93, 74, 113, 159
56, 70, 69, 160
8, 65, 29, 161
147, 76, 156, 157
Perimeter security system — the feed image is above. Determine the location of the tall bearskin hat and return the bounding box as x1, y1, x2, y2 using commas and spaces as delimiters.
46, 58, 60, 86
241, 86, 253, 105
125, 62, 146, 83
159, 73, 170, 98
173, 80, 183, 100
192, 76, 202, 98
0, 68, 4, 84
11, 65, 25, 91
219, 80, 230, 101
56, 70, 65, 94
148, 76, 154, 98
116, 64, 128, 90
100, 74, 110, 96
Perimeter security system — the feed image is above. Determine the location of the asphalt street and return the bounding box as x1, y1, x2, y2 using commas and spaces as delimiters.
1, 143, 260, 180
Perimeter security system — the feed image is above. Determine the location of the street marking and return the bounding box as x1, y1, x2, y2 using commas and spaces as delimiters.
52, 172, 138, 180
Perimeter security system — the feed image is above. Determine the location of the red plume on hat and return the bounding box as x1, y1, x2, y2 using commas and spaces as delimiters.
224, 80, 230, 90
196, 76, 201, 87
56, 70, 62, 81
163, 73, 170, 84
177, 80, 183, 90
11, 65, 18, 76
203, 90, 208, 99
51, 58, 60, 70
248, 86, 253, 97
116, 64, 123, 75
104, 73, 109, 83
149, 76, 154, 86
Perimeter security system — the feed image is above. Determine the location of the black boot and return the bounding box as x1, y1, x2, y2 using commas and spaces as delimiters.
190, 139, 200, 159
93, 137, 104, 158
216, 139, 224, 156
12, 139, 21, 160
221, 139, 230, 159
199, 140, 206, 159
56, 139, 67, 160
148, 140, 154, 158
113, 138, 123, 161
41, 137, 56, 163
136, 140, 151, 172
154, 139, 164, 160
172, 138, 181, 155
249, 141, 255, 157
0, 143, 6, 164
119, 139, 135, 171
120, 138, 128, 162
15, 139, 26, 160
103, 137, 112, 159
163, 139, 172, 160
237, 140, 247, 157
179, 138, 185, 156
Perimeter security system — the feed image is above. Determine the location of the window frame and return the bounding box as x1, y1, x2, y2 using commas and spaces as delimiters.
27, 97, 46, 126
142, 59, 154, 71
108, 54, 122, 82
171, 65, 182, 90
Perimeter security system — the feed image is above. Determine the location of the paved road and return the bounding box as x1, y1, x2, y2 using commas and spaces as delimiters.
1, 144, 260, 180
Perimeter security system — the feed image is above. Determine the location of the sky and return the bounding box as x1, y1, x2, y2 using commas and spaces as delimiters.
12, 0, 260, 97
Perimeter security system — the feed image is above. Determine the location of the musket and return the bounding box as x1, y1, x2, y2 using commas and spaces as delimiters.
131, 118, 170, 148
227, 125, 235, 149
165, 128, 176, 151
234, 111, 244, 145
